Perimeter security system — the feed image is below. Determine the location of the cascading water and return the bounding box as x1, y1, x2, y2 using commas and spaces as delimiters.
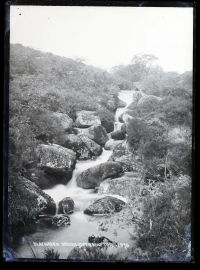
43, 148, 113, 212
114, 90, 135, 131
15, 90, 135, 259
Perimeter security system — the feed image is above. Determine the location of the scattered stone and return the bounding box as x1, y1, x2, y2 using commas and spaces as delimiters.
52, 214, 71, 228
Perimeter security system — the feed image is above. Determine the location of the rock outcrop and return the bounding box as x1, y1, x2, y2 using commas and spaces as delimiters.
75, 110, 101, 128
76, 124, 109, 146
76, 161, 123, 189
35, 144, 76, 187
61, 134, 102, 160
51, 112, 73, 132
84, 196, 126, 215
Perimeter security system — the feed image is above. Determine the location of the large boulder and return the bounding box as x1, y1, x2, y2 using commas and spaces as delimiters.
8, 177, 56, 241
104, 139, 123, 150
76, 161, 123, 189
76, 124, 109, 146
35, 144, 76, 187
60, 134, 102, 160
58, 197, 75, 214
110, 129, 126, 140
75, 110, 101, 128
98, 172, 141, 199
84, 196, 126, 215
51, 112, 73, 132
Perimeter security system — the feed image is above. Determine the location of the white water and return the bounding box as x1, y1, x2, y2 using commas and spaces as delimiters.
43, 149, 113, 211
114, 90, 134, 131
15, 90, 135, 259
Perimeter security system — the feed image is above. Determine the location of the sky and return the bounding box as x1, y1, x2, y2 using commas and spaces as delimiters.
10, 6, 193, 73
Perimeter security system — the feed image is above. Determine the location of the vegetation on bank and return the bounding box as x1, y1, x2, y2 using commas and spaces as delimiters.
8, 45, 192, 261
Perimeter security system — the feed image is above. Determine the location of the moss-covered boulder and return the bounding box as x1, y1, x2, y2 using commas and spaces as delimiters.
35, 144, 76, 187
60, 134, 102, 160
76, 124, 109, 146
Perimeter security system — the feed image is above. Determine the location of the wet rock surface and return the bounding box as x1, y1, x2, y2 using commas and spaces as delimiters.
58, 197, 75, 214
76, 161, 123, 189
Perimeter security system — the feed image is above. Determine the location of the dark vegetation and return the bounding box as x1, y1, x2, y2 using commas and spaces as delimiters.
111, 54, 192, 260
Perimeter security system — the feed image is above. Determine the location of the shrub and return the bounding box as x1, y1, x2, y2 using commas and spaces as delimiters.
97, 107, 115, 132
160, 97, 192, 127
67, 245, 123, 261
43, 248, 60, 260
135, 175, 191, 260
127, 118, 148, 150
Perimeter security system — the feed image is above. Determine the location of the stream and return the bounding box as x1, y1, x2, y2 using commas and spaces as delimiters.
15, 90, 135, 259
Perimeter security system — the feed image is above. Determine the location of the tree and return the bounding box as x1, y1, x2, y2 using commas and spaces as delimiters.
131, 54, 158, 78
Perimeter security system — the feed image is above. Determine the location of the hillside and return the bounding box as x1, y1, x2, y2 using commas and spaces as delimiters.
9, 44, 120, 175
